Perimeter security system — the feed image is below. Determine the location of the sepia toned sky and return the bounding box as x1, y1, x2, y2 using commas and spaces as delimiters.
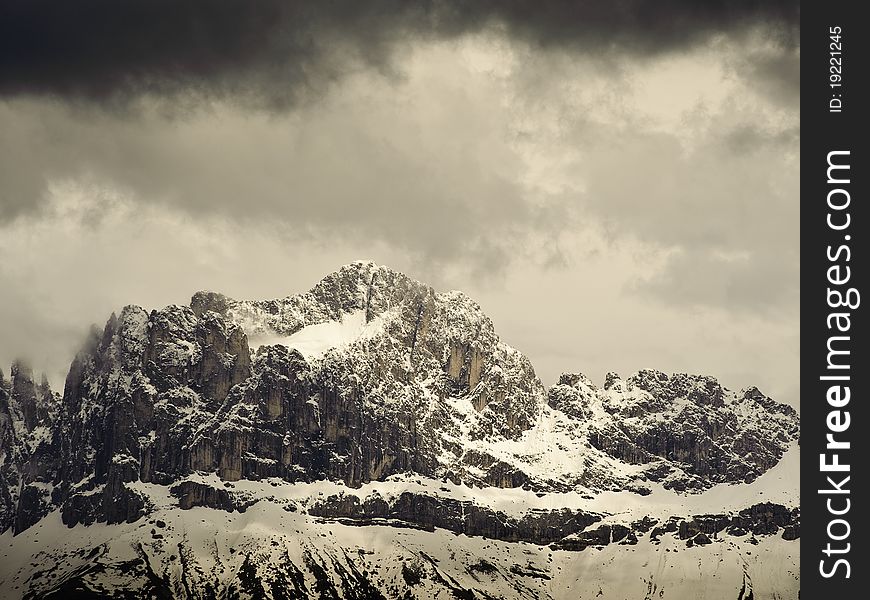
0, 1, 799, 407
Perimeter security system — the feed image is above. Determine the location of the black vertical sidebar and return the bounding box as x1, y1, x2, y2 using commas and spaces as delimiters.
802, 1, 867, 597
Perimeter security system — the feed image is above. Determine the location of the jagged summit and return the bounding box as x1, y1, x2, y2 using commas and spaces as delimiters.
190, 262, 492, 345
192, 261, 398, 307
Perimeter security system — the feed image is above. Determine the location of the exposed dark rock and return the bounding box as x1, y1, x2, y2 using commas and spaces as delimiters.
550, 524, 612, 551
309, 490, 601, 546
14, 483, 54, 533
782, 523, 800, 540
734, 502, 797, 536
620, 530, 639, 545
651, 518, 680, 542
693, 532, 712, 545
170, 480, 252, 512
611, 524, 632, 543
665, 504, 798, 545
631, 516, 658, 534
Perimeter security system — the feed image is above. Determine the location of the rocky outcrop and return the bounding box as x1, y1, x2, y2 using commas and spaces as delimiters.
307, 491, 797, 554
644, 503, 801, 547
549, 502, 798, 552
550, 524, 625, 551
309, 491, 601, 546
0, 370, 19, 532
0, 361, 62, 534
556, 369, 798, 491
171, 480, 254, 512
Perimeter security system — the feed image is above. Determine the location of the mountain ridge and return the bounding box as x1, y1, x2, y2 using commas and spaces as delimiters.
0, 261, 799, 599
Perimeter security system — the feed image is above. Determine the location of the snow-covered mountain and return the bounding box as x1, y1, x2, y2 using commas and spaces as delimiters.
0, 262, 799, 598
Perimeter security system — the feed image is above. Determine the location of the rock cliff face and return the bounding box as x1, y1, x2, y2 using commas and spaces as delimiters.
0, 262, 800, 599
553, 370, 799, 491
0, 362, 61, 534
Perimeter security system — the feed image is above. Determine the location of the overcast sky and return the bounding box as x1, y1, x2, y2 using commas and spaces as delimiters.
0, 1, 799, 408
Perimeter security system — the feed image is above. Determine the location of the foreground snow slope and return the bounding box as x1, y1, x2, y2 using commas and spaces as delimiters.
0, 487, 798, 600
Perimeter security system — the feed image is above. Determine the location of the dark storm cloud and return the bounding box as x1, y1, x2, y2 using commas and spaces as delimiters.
1, 0, 798, 105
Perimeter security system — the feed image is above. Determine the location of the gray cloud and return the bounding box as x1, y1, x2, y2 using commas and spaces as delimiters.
0, 87, 561, 274
0, 1, 800, 284
1, 28, 799, 305
1, 0, 798, 108
574, 119, 798, 313
634, 249, 799, 314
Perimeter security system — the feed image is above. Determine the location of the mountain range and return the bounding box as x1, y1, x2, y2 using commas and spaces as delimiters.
0, 262, 800, 599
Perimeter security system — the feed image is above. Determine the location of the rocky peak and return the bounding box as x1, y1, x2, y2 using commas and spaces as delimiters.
603, 371, 624, 391
0, 360, 61, 534
190, 290, 232, 317
307, 261, 415, 320
10, 361, 39, 433
547, 372, 595, 421
739, 386, 799, 419
627, 370, 726, 407
7, 360, 57, 435
580, 369, 798, 491
557, 372, 596, 389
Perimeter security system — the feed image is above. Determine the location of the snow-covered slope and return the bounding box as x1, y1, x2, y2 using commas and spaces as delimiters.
0, 261, 799, 598
0, 491, 799, 600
